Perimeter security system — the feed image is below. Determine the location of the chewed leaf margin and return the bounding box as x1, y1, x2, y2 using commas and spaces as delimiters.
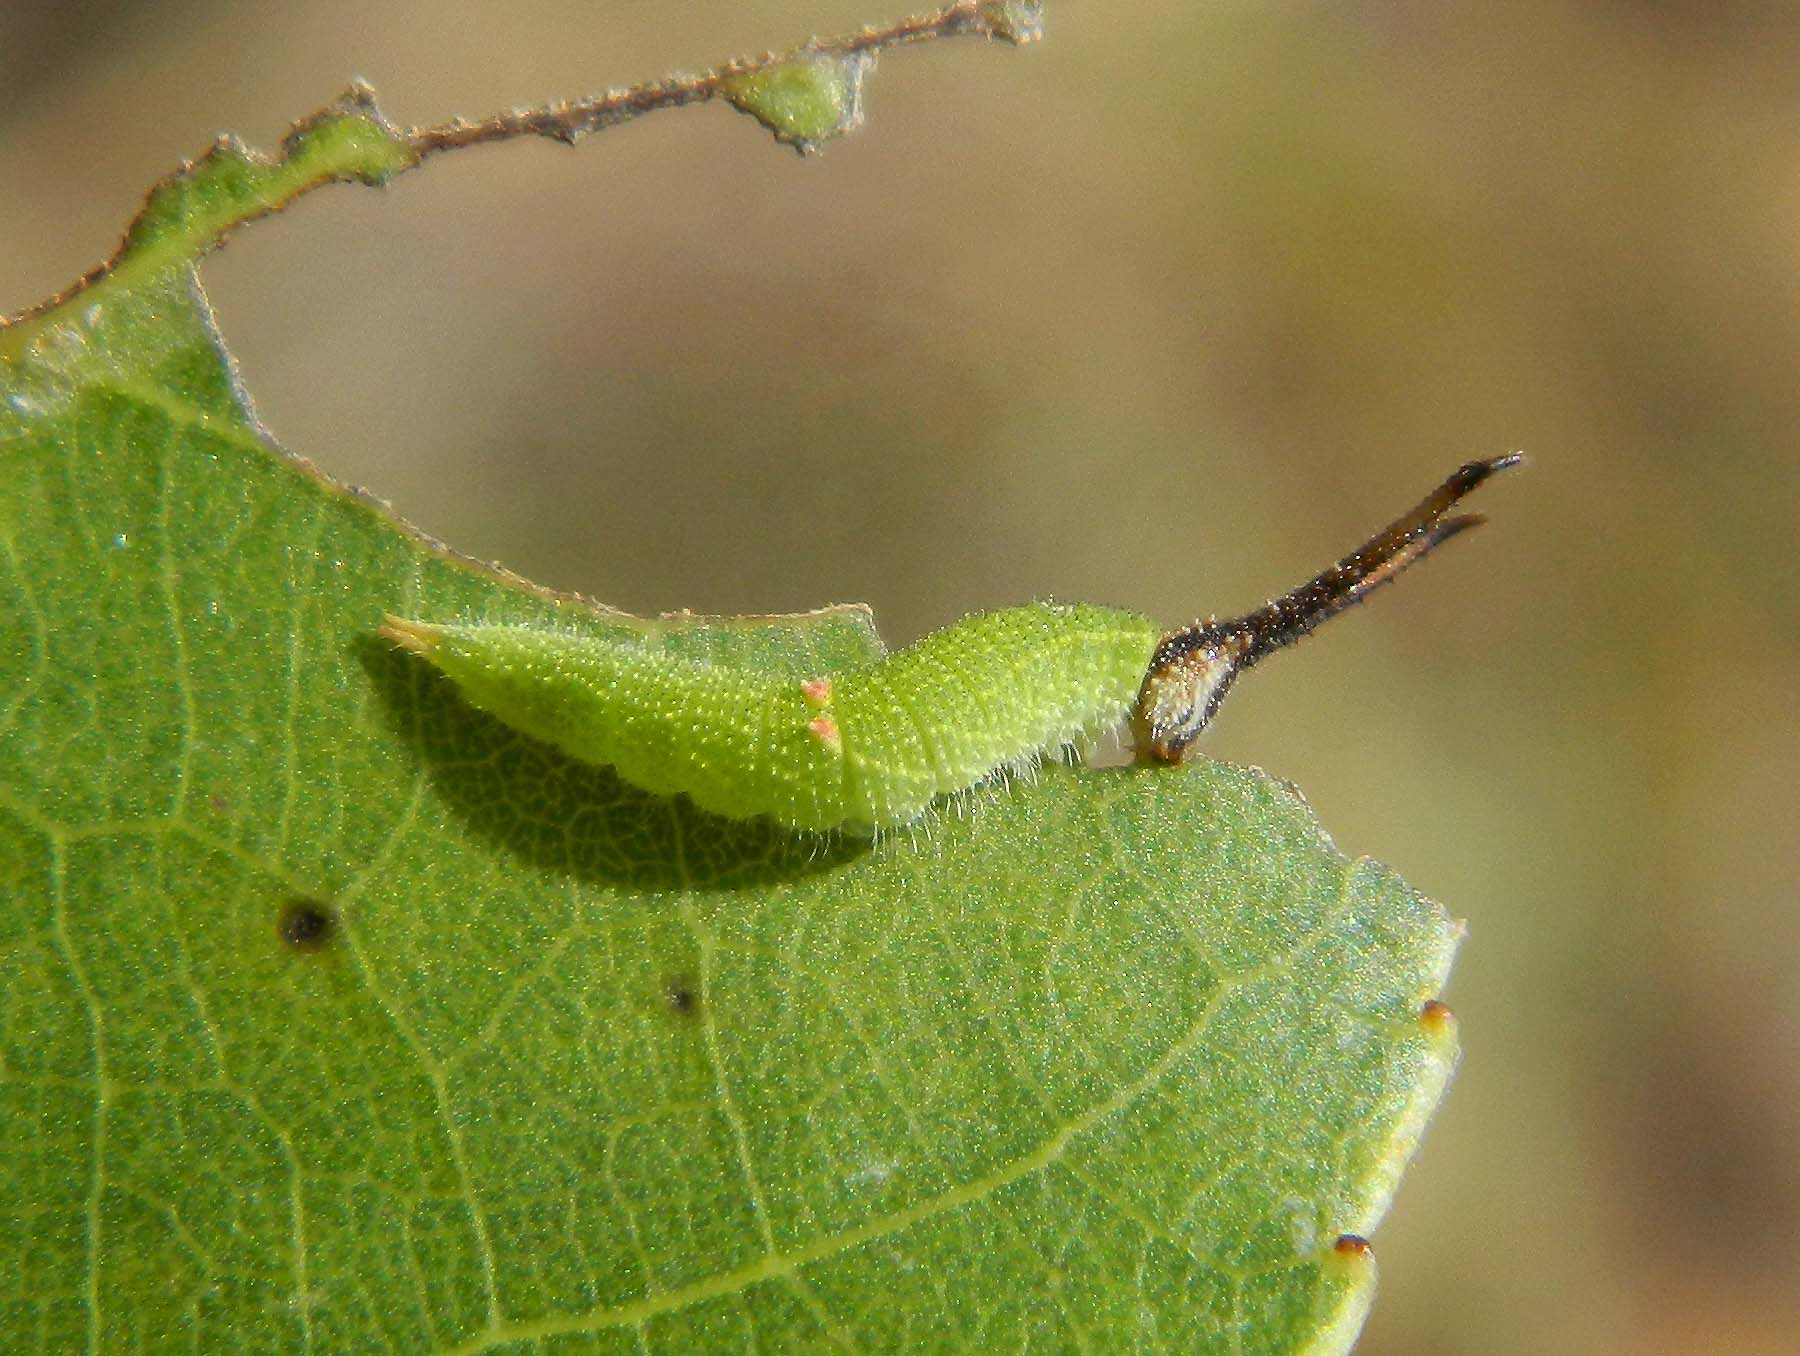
0, 1, 1469, 1348
1, 0, 1045, 343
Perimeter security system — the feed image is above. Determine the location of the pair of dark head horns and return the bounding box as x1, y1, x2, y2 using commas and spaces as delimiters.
1133, 454, 1523, 762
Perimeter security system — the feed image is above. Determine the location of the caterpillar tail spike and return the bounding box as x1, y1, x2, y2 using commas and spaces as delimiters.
1132, 453, 1524, 764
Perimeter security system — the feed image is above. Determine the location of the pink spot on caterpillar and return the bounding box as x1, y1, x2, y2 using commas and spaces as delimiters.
800, 677, 833, 708
807, 715, 841, 751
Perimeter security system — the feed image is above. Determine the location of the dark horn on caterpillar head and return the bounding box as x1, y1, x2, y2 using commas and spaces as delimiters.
1132, 454, 1522, 762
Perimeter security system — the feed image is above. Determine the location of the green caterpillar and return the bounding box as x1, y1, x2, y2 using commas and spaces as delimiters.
384, 457, 1517, 833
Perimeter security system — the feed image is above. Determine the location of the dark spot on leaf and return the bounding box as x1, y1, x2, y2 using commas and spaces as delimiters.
279, 898, 336, 951
1332, 1234, 1372, 1259
664, 976, 699, 1017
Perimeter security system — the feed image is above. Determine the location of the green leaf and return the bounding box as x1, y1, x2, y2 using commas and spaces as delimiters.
0, 8, 1459, 1353
721, 53, 872, 152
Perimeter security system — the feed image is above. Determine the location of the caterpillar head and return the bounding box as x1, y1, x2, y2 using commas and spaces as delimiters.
1132, 625, 1249, 763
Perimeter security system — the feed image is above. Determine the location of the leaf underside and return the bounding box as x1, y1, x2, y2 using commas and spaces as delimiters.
0, 21, 1460, 1356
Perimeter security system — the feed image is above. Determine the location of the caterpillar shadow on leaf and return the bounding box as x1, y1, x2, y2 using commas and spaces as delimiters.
361, 633, 862, 891
379, 457, 1520, 846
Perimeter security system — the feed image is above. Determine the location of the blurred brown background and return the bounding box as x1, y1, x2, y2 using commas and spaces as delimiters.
5, 2, 1797, 1352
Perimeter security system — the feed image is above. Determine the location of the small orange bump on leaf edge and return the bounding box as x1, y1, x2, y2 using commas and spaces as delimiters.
1332, 1234, 1373, 1260
1419, 998, 1456, 1033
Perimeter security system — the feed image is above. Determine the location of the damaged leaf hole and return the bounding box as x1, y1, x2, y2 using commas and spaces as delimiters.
278, 897, 337, 951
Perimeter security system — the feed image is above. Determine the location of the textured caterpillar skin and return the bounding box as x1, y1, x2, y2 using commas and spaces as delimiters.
383, 603, 1160, 834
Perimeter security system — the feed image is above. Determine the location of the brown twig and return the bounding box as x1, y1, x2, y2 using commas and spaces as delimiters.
411, 0, 1040, 153
1, 1, 1042, 337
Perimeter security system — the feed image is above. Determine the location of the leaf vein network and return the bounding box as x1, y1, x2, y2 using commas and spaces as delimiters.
437, 887, 1347, 1354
